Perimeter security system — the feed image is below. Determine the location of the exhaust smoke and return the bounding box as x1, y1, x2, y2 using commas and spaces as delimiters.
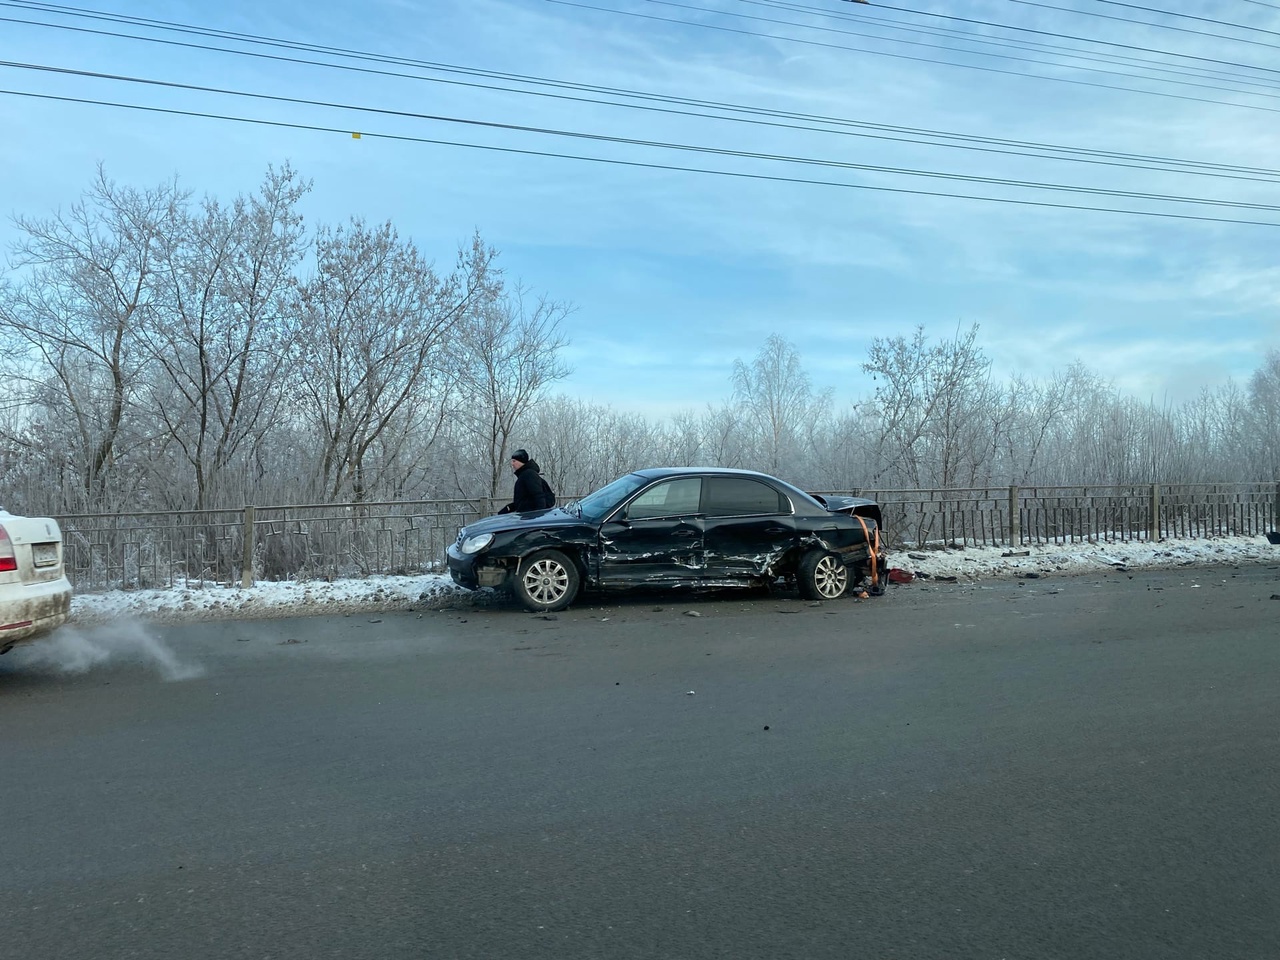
14, 621, 205, 681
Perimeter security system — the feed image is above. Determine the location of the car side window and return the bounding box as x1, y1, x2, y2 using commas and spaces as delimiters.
703, 477, 788, 517
626, 478, 703, 520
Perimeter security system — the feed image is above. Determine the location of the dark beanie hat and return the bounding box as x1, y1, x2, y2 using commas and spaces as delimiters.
510, 449, 529, 464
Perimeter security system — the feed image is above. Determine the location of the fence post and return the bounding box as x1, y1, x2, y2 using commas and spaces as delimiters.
241, 505, 255, 588
1274, 481, 1280, 531
1008, 485, 1019, 546
1149, 484, 1160, 542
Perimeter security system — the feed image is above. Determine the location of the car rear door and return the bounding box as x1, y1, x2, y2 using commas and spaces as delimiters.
700, 477, 795, 583
595, 477, 705, 587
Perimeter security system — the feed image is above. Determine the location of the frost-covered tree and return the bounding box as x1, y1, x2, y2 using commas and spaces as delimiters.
143, 165, 309, 508
861, 323, 992, 487
451, 283, 572, 498
1247, 349, 1280, 480
0, 166, 183, 511
730, 334, 831, 477
291, 224, 499, 501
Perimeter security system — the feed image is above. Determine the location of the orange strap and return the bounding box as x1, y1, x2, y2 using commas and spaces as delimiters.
854, 515, 880, 588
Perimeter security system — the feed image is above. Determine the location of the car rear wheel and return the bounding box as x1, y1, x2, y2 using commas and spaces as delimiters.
513, 549, 580, 612
797, 550, 849, 601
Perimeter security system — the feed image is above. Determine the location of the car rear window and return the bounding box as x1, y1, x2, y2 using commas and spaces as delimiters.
703, 477, 787, 517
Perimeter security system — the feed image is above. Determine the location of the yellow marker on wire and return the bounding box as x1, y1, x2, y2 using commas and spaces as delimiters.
352, 132, 361, 139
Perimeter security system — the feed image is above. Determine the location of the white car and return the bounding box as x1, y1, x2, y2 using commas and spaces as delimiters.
0, 510, 72, 655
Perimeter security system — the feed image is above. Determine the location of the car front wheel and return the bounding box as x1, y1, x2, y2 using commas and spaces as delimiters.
513, 549, 581, 612
797, 550, 849, 601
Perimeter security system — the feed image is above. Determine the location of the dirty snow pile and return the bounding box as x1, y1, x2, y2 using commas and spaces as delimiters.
67, 534, 1279, 626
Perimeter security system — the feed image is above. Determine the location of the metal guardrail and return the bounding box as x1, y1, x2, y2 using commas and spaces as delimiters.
844, 483, 1280, 549
58, 498, 504, 594
57, 483, 1280, 593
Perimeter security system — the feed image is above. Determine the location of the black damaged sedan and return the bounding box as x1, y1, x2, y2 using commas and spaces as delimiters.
447, 467, 887, 612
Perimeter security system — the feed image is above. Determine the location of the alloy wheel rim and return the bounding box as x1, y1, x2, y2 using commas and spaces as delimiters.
815, 556, 848, 598
525, 558, 569, 604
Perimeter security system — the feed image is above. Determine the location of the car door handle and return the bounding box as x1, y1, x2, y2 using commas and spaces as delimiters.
765, 527, 789, 534
673, 528, 699, 538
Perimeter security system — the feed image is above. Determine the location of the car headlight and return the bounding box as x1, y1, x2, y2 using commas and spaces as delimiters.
461, 533, 494, 554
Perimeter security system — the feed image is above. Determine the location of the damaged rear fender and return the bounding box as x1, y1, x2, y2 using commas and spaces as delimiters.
798, 531, 873, 561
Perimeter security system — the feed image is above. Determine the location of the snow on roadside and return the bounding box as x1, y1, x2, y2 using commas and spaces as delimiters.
897, 535, 1279, 582
67, 534, 1280, 626
69, 573, 472, 626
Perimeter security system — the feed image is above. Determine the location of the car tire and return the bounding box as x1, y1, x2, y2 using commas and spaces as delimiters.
513, 549, 580, 612
797, 550, 849, 601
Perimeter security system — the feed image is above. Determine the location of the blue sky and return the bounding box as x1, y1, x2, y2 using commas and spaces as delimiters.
3, 0, 1279, 417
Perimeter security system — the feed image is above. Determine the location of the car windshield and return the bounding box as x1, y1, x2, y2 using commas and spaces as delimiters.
575, 473, 650, 522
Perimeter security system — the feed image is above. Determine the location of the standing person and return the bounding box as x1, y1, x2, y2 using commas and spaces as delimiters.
497, 449, 554, 514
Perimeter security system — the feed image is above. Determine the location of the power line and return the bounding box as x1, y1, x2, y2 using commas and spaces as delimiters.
1092, 0, 1280, 38
8, 6, 1280, 185
9, 58, 1280, 212
11, 0, 1280, 111
678, 0, 1280, 99
1004, 0, 1280, 51
7, 2, 1280, 224
656, 0, 1280, 92
550, 0, 1280, 114
3, 85, 1278, 228
742, 0, 1280, 90
813, 0, 1280, 72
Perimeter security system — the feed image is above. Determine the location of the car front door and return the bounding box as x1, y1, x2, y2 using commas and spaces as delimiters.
596, 477, 705, 587
700, 477, 795, 583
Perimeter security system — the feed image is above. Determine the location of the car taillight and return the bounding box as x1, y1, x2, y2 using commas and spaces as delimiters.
0, 525, 16, 572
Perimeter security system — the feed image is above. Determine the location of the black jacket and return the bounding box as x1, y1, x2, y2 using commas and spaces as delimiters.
500, 460, 554, 514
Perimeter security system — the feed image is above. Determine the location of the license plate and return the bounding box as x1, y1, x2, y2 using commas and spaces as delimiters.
32, 543, 57, 567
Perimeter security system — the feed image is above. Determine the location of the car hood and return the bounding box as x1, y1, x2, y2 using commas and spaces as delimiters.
461, 506, 580, 537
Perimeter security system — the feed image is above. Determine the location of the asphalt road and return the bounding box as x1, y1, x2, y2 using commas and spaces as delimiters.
2, 565, 1279, 960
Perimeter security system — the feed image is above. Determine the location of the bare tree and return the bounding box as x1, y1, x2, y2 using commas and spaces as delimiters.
142, 165, 309, 508
996, 372, 1071, 484
696, 403, 748, 471
862, 323, 992, 487
292, 223, 499, 501
731, 335, 831, 477
0, 166, 184, 511
452, 283, 572, 498
928, 335, 996, 488
810, 404, 874, 492
1247, 349, 1280, 480
1178, 380, 1254, 482
664, 409, 707, 467
15, 164, 1280, 517
515, 396, 599, 498
519, 396, 663, 497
